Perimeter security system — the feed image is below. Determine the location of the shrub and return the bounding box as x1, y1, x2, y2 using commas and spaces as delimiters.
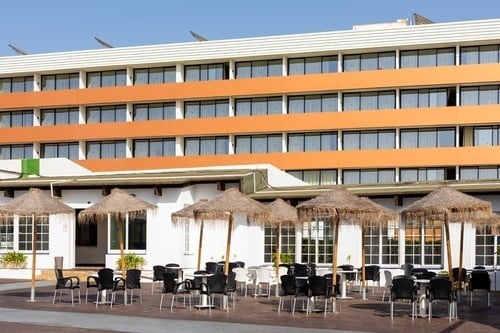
116, 253, 146, 270
0, 251, 27, 268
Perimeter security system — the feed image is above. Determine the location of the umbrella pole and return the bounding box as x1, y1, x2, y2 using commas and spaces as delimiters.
29, 214, 37, 302
224, 214, 233, 276
197, 220, 204, 271
275, 224, 281, 279
118, 214, 127, 305
444, 213, 454, 284
361, 224, 366, 300
332, 216, 339, 287
458, 221, 465, 288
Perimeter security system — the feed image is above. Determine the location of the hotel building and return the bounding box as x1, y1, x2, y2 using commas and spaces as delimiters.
1, 17, 500, 282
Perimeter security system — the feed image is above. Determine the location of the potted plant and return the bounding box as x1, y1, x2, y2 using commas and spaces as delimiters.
0, 251, 27, 269
116, 253, 146, 270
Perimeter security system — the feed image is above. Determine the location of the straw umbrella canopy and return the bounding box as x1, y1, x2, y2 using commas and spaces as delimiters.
193, 187, 270, 275
296, 186, 385, 287
0, 188, 74, 302
171, 199, 209, 270
264, 198, 298, 277
78, 188, 157, 276
400, 185, 491, 285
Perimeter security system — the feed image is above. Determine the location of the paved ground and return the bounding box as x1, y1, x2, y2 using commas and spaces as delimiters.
0, 279, 498, 333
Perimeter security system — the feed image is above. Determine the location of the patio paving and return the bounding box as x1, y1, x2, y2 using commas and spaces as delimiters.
0, 279, 498, 333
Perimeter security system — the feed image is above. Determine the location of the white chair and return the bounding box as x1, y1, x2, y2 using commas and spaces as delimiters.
233, 267, 253, 297
254, 268, 277, 298
381, 270, 393, 302
316, 268, 332, 276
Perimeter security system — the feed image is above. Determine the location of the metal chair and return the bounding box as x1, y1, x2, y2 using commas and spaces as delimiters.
307, 275, 333, 317
160, 272, 192, 312
364, 265, 380, 294
427, 277, 457, 321
278, 275, 296, 314
469, 269, 491, 307
53, 269, 81, 306
95, 268, 114, 308
151, 265, 166, 293
390, 275, 417, 320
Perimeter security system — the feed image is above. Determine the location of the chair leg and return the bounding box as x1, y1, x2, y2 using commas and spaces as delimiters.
171, 294, 175, 312
159, 294, 164, 310
390, 301, 394, 320
52, 290, 57, 304
428, 301, 432, 321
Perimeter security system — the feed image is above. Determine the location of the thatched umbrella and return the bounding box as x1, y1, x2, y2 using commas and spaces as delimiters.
0, 188, 74, 301
78, 188, 157, 277
171, 200, 209, 270
193, 188, 270, 275
265, 198, 298, 277
400, 186, 491, 285
296, 186, 385, 289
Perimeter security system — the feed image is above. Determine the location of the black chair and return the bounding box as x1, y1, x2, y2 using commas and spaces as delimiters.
233, 261, 245, 268
469, 270, 491, 306
451, 267, 468, 302
419, 271, 436, 280
293, 276, 309, 314
427, 277, 457, 321
202, 273, 228, 314
166, 263, 182, 281
151, 265, 166, 293
125, 269, 142, 304
189, 270, 209, 294
411, 267, 428, 278
110, 275, 126, 308
85, 275, 99, 303
278, 275, 296, 314
205, 262, 218, 274
307, 275, 333, 317
53, 269, 81, 306
226, 271, 237, 309
401, 263, 414, 276
95, 268, 114, 308
338, 264, 356, 290
324, 273, 341, 312
292, 263, 308, 277
364, 265, 380, 294
306, 263, 316, 277
159, 272, 192, 312
390, 275, 417, 320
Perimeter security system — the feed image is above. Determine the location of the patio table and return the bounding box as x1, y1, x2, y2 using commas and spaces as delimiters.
414, 279, 431, 318
193, 273, 214, 309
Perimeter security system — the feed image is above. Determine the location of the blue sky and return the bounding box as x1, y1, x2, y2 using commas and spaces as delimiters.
1, 0, 499, 56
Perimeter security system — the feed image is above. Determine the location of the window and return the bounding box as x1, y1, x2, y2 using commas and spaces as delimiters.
184, 100, 229, 118
287, 132, 337, 152
110, 213, 146, 251
461, 44, 500, 65
184, 63, 229, 81
343, 91, 395, 111
343, 52, 396, 71
301, 220, 333, 264
343, 169, 395, 185
133, 138, 176, 157
235, 59, 282, 78
133, 66, 176, 85
461, 86, 500, 106
404, 220, 442, 265
87, 70, 126, 88
235, 134, 282, 154
86, 105, 127, 123
475, 225, 497, 267
86, 140, 126, 159
401, 48, 455, 68
184, 137, 228, 155
342, 130, 395, 150
133, 103, 176, 121
288, 55, 338, 75
0, 144, 33, 160
400, 128, 455, 148
365, 221, 399, 265
0, 110, 33, 128
0, 76, 34, 93
400, 167, 454, 182
235, 97, 282, 116
401, 87, 456, 108
287, 170, 337, 185
474, 126, 500, 146
41, 142, 79, 159
287, 94, 338, 113
0, 217, 14, 250
41, 73, 79, 90
460, 166, 500, 180
19, 215, 49, 251
41, 108, 79, 125
264, 225, 295, 264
